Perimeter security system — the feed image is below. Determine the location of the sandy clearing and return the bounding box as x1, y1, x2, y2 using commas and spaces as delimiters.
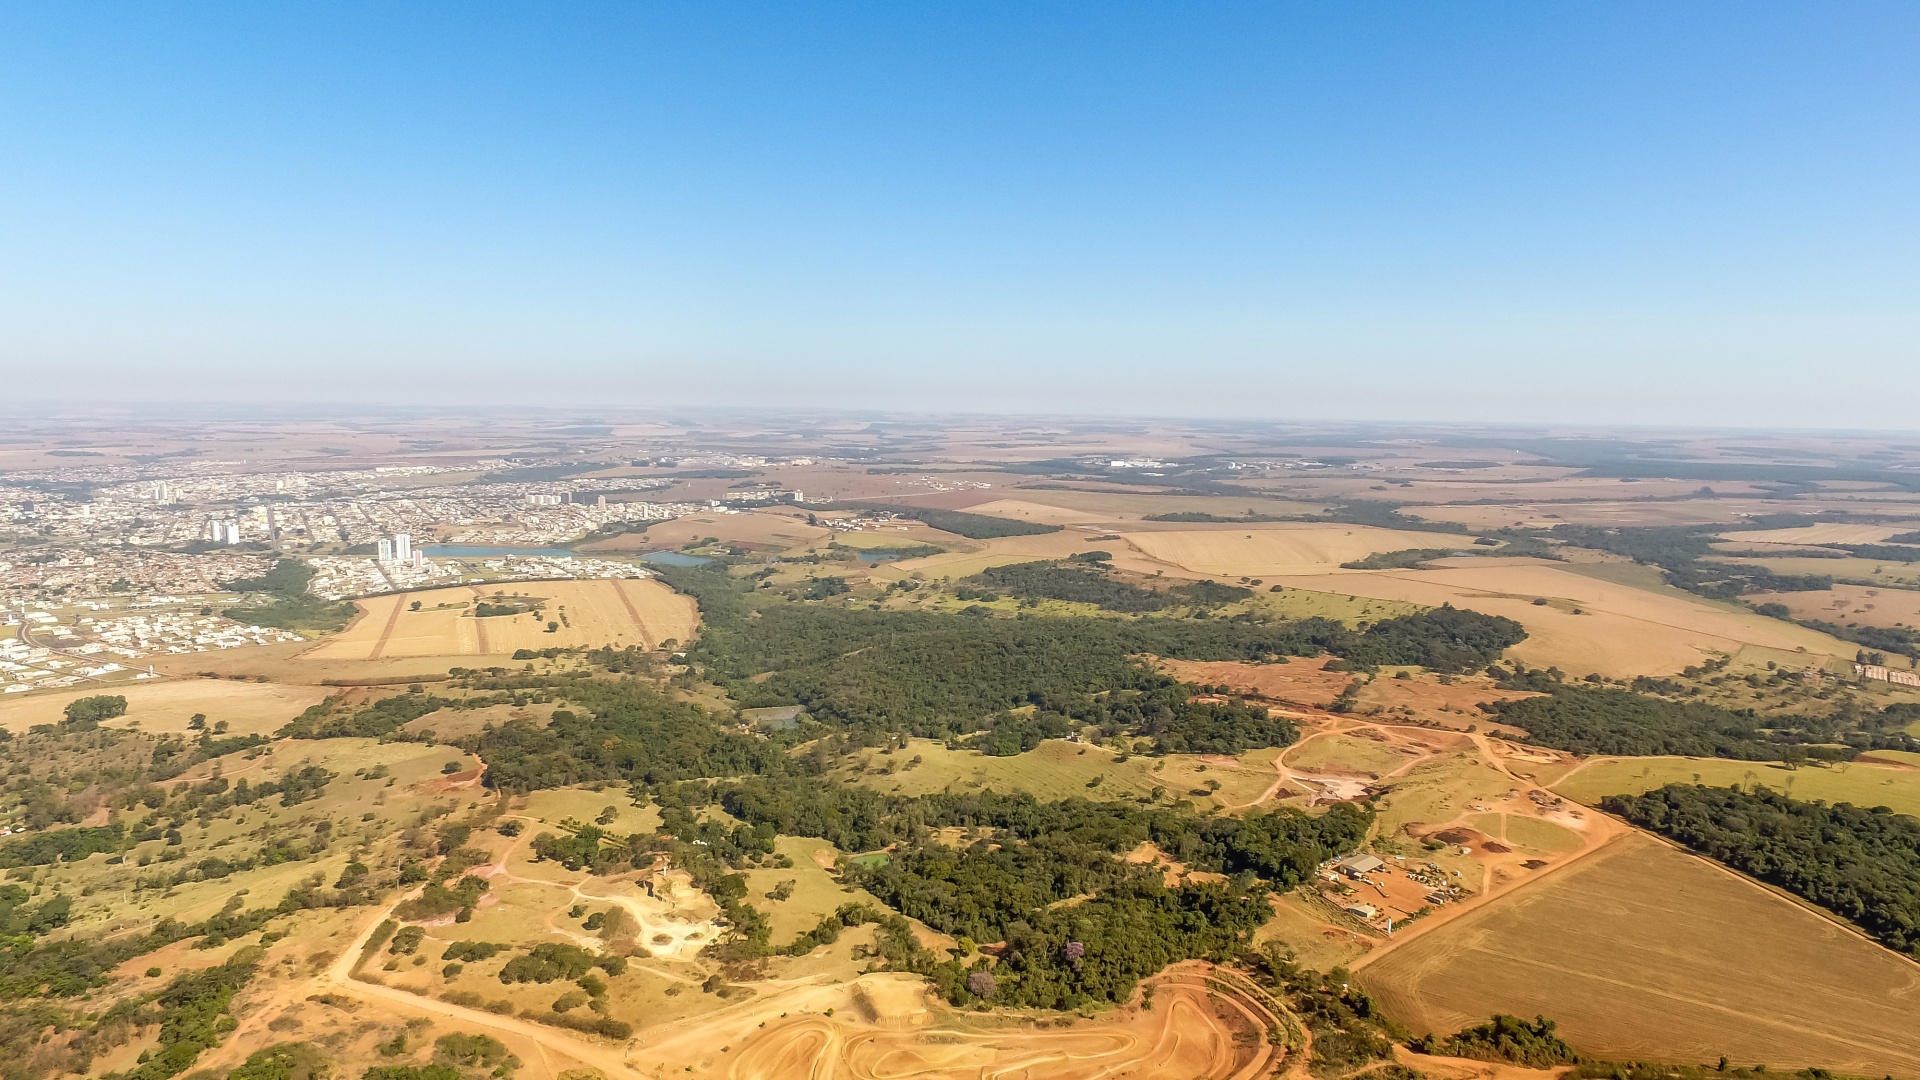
303, 891, 1290, 1080
1268, 560, 1857, 676
303, 578, 697, 660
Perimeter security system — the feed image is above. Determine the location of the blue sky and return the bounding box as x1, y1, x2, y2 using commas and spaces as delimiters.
3, 3, 1916, 425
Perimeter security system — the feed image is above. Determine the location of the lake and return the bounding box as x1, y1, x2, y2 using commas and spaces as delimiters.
638, 551, 713, 567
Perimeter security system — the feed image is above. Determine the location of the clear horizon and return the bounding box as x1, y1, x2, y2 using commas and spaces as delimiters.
3, 3, 1916, 427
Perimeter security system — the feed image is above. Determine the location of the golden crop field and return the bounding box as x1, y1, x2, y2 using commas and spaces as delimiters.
1358, 833, 1920, 1077
1267, 559, 1858, 676
304, 578, 697, 661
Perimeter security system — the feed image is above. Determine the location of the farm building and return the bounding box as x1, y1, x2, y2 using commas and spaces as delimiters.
1335, 854, 1386, 878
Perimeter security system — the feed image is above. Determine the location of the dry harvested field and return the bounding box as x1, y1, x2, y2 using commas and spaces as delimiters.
1268, 559, 1857, 676
1121, 523, 1481, 577
948, 490, 1318, 523
876, 529, 1114, 581
1717, 554, 1920, 588
578, 508, 833, 552
1728, 523, 1916, 545
0, 677, 329, 735
304, 577, 696, 660
1358, 832, 1920, 1077
1749, 583, 1920, 629
1381, 477, 1772, 506
144, 640, 469, 685
1405, 498, 1801, 531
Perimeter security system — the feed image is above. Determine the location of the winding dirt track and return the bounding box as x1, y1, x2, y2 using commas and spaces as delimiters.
277, 892, 1290, 1080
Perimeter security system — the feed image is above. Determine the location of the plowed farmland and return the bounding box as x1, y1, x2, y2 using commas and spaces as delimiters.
1358, 832, 1920, 1077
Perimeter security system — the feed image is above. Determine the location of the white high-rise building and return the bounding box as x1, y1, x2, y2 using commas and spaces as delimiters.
394, 533, 412, 562
377, 538, 393, 562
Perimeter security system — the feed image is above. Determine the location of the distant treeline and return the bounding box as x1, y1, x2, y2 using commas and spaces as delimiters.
1482, 669, 1917, 760
800, 501, 1061, 539
1550, 524, 1832, 599
1605, 784, 1920, 956
1142, 511, 1290, 523
966, 559, 1250, 613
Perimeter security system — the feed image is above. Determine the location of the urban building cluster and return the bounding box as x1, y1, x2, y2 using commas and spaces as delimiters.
66, 611, 303, 658
0, 550, 278, 605
304, 551, 651, 601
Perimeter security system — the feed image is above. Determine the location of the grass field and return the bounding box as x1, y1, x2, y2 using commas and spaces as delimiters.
1269, 559, 1859, 677
739, 836, 897, 946
1358, 832, 1920, 1077
0, 677, 330, 735
1749, 583, 1920, 630
1284, 733, 1415, 777
837, 737, 1282, 811
304, 578, 697, 660
1250, 587, 1425, 624
1552, 755, 1920, 818
1358, 738, 1521, 844
580, 509, 833, 553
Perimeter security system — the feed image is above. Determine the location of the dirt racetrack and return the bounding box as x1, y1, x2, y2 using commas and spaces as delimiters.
641, 963, 1281, 1080
1358, 832, 1920, 1078
303, 577, 696, 660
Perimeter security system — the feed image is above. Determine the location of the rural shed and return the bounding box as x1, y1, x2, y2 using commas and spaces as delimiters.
1335, 854, 1386, 877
